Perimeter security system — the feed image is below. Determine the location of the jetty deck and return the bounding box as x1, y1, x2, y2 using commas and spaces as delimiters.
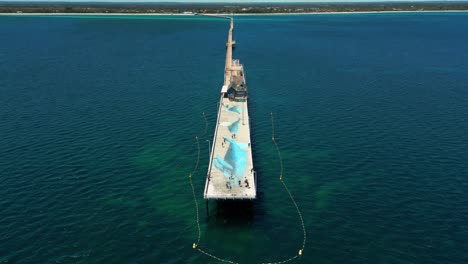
204, 17, 256, 200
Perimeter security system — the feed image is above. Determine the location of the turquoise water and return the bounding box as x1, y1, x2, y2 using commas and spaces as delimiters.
1, 13, 468, 263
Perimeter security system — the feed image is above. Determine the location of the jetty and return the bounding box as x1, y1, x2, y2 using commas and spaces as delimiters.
204, 17, 256, 200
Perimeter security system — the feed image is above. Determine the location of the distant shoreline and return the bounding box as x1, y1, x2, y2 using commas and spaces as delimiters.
1, 10, 468, 16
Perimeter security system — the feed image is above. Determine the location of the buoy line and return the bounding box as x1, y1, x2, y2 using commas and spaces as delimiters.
196, 248, 238, 264
267, 112, 307, 262
187, 112, 306, 263
188, 135, 201, 247
202, 112, 208, 136
189, 112, 207, 249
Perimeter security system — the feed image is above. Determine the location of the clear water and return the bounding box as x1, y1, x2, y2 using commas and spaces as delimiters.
1, 13, 468, 264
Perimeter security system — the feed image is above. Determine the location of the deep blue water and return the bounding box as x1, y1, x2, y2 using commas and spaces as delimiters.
1, 13, 468, 263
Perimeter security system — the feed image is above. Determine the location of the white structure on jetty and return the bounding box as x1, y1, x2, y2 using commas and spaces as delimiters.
204, 18, 256, 200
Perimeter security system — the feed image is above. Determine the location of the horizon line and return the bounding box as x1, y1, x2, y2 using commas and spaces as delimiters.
2, 0, 468, 3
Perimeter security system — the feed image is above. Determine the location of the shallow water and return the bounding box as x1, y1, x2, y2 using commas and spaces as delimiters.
1, 13, 468, 263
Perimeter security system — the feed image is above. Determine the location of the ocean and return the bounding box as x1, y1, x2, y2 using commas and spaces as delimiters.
1, 13, 468, 263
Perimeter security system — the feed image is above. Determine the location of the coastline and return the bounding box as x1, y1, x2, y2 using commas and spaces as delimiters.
1, 10, 468, 16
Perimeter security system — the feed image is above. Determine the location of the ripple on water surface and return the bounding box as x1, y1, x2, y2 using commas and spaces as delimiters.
1, 13, 468, 264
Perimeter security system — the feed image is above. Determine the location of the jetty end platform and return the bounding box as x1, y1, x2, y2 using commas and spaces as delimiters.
204, 17, 256, 200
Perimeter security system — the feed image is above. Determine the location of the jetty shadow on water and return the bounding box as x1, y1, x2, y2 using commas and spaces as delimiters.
206, 200, 259, 228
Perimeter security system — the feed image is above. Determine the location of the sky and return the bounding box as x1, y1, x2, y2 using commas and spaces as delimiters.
3, 0, 468, 2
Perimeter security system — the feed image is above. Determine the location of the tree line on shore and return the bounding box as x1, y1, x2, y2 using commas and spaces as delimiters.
1, 2, 468, 14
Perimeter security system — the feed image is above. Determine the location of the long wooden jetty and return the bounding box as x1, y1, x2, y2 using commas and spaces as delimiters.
204, 17, 256, 200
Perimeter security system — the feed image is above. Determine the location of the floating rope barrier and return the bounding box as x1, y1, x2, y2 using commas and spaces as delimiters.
262, 255, 298, 264
187, 112, 306, 263
269, 112, 307, 260
270, 112, 283, 180
202, 112, 208, 136
196, 248, 238, 264
189, 136, 201, 247
189, 112, 208, 248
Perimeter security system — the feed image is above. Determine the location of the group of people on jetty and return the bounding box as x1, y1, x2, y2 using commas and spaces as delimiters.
221, 135, 238, 148
226, 178, 250, 190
